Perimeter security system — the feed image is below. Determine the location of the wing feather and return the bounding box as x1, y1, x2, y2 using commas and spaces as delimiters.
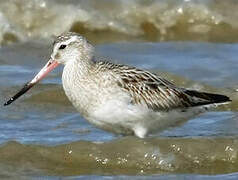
96, 61, 230, 111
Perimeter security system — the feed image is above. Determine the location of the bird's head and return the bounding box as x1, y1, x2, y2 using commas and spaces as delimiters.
4, 32, 93, 106
51, 32, 94, 65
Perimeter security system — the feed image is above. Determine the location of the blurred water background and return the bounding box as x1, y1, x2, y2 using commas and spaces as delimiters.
1, 0, 238, 179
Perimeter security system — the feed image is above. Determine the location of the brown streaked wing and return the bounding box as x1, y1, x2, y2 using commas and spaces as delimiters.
96, 61, 191, 110
118, 72, 193, 111
96, 61, 230, 111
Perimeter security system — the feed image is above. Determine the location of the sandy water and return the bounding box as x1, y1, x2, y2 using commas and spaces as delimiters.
0, 41, 237, 179
0, 0, 238, 179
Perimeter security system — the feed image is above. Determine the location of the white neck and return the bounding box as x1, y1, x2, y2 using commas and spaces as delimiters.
62, 56, 95, 117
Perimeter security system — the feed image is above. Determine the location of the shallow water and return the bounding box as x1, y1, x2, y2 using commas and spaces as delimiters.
1, 41, 237, 179
0, 0, 238, 179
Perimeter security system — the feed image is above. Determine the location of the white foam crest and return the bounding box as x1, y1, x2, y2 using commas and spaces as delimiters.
0, 0, 237, 44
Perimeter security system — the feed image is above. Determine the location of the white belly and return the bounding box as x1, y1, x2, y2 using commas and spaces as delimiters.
87, 95, 206, 138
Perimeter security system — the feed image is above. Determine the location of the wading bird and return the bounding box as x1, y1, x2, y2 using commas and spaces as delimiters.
4, 32, 231, 138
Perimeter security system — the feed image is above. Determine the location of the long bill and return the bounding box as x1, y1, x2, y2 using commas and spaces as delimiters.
4, 59, 59, 106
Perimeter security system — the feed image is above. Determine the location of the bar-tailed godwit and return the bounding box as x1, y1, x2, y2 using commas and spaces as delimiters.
4, 32, 231, 138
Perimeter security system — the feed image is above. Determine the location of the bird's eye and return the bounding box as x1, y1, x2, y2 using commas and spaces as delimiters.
59, 44, 66, 50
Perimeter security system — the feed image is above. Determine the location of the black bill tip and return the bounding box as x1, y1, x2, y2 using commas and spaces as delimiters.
4, 82, 34, 106
4, 97, 14, 106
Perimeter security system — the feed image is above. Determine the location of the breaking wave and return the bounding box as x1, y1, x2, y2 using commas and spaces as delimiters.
0, 0, 238, 44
